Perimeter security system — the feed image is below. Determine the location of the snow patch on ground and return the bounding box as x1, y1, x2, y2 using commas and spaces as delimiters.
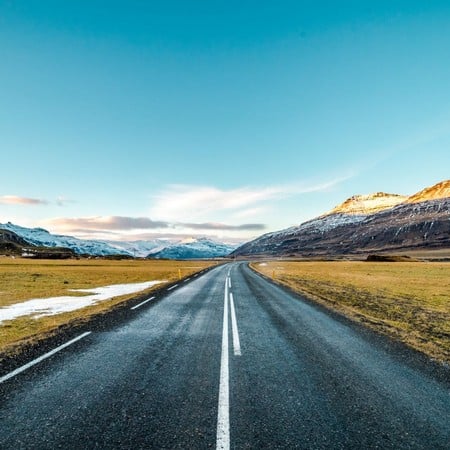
0, 280, 165, 323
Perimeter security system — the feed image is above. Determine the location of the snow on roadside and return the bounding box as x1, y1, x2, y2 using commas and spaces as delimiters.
0, 280, 165, 323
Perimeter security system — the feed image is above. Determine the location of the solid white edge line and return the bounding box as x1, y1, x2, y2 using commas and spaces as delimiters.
216, 278, 230, 450
167, 284, 178, 291
229, 292, 241, 356
131, 296, 156, 310
0, 332, 92, 384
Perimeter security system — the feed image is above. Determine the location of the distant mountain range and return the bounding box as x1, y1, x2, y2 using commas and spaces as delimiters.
0, 222, 237, 259
149, 238, 236, 260
3, 179, 449, 260
231, 180, 450, 258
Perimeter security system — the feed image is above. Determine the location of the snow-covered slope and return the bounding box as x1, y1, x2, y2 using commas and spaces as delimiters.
102, 239, 170, 258
0, 222, 131, 256
0, 222, 237, 259
264, 192, 406, 241
150, 238, 237, 260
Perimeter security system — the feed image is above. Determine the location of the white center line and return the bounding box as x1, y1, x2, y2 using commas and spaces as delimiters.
216, 278, 230, 450
0, 332, 92, 384
228, 277, 231, 289
131, 296, 156, 310
167, 284, 178, 291
229, 292, 241, 356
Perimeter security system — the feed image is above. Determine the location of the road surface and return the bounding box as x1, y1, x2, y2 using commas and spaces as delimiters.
1, 262, 449, 449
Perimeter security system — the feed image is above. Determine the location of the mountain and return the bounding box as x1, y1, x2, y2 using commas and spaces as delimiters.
405, 179, 450, 204
0, 228, 75, 259
0, 228, 33, 254
0, 222, 237, 259
0, 223, 132, 257
327, 192, 407, 215
149, 238, 237, 260
102, 239, 169, 258
231, 180, 450, 258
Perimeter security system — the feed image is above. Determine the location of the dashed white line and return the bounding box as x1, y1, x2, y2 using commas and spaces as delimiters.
131, 296, 156, 310
0, 332, 92, 384
184, 278, 191, 282
167, 284, 178, 291
216, 278, 230, 450
228, 277, 231, 289
229, 292, 241, 356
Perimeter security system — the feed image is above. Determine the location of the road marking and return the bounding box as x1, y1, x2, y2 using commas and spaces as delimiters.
216, 278, 230, 450
131, 296, 156, 310
0, 332, 92, 384
184, 278, 191, 282
229, 292, 241, 356
167, 284, 178, 291
228, 277, 231, 289
194, 274, 198, 277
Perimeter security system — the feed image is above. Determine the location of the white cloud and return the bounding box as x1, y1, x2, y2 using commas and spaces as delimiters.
56, 196, 75, 207
150, 176, 351, 221
0, 195, 48, 205
150, 185, 282, 221
232, 207, 268, 219
45, 216, 170, 231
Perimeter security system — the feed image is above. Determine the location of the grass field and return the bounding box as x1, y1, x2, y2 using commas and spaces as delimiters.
0, 258, 215, 357
252, 261, 450, 364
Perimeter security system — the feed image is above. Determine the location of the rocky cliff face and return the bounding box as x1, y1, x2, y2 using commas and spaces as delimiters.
231, 180, 450, 257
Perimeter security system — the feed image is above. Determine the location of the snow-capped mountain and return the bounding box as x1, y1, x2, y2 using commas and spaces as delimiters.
149, 238, 237, 260
232, 180, 450, 257
0, 222, 131, 256
0, 222, 237, 259
102, 239, 170, 258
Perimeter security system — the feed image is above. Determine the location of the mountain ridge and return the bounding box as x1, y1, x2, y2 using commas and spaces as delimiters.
149, 238, 237, 260
231, 180, 450, 258
0, 222, 236, 259
327, 192, 407, 215
405, 179, 450, 204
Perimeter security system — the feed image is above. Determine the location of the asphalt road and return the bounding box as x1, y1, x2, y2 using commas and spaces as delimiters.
1, 262, 449, 449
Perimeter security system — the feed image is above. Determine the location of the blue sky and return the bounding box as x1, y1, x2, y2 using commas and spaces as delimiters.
1, 1, 450, 243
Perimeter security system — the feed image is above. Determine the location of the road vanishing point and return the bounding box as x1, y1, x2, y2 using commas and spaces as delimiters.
1, 263, 449, 449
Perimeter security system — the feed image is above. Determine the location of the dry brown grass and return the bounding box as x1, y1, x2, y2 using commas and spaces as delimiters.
0, 258, 215, 356
252, 261, 450, 364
